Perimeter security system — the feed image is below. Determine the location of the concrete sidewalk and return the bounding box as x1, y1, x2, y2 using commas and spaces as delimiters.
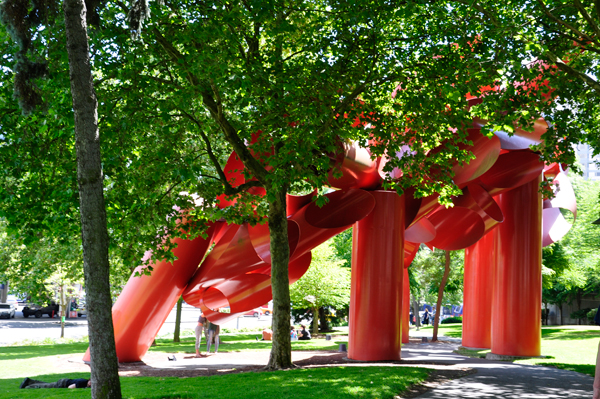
403, 337, 593, 398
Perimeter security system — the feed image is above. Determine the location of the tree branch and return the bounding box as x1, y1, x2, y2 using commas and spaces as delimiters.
573, 0, 600, 44
199, 89, 270, 185
178, 108, 265, 195
151, 26, 268, 186
453, 0, 501, 28
535, 0, 594, 42
545, 50, 600, 94
152, 27, 200, 86
139, 74, 181, 87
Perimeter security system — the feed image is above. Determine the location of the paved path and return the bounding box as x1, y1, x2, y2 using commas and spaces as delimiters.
403, 338, 593, 398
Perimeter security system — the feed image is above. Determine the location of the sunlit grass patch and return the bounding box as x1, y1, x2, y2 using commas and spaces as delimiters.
0, 367, 429, 399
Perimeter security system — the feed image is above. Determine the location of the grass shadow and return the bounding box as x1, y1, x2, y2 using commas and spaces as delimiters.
541, 328, 600, 341
0, 367, 430, 399
536, 362, 595, 377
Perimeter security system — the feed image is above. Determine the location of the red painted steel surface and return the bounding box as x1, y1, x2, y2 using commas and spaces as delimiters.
349, 191, 404, 361
85, 222, 224, 363
491, 175, 543, 357
100, 98, 578, 363
452, 129, 501, 187
462, 230, 496, 349
477, 150, 544, 196
402, 267, 410, 344
182, 189, 376, 324
289, 189, 376, 260
328, 142, 382, 190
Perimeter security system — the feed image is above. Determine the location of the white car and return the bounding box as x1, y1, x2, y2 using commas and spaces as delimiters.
0, 303, 16, 319
76, 302, 87, 317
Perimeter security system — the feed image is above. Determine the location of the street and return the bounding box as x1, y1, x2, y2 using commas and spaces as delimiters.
0, 303, 272, 346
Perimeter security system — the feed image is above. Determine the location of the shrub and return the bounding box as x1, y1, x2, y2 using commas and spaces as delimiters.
570, 308, 591, 322
441, 316, 462, 324
587, 308, 598, 324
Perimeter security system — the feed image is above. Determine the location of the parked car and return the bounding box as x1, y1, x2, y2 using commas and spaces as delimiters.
0, 303, 16, 319
243, 308, 263, 317
76, 302, 87, 317
260, 306, 271, 316
22, 303, 59, 318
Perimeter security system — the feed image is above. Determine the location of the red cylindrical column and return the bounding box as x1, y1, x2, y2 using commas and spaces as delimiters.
462, 229, 496, 349
349, 191, 404, 361
491, 175, 542, 357
402, 267, 410, 344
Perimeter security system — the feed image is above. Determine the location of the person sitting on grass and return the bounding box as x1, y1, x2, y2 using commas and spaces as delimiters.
298, 324, 311, 340
20, 377, 91, 389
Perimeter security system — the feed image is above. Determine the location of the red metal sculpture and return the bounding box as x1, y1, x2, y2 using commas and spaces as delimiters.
92, 95, 575, 363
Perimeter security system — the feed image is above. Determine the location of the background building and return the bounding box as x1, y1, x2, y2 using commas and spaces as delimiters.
576, 143, 600, 181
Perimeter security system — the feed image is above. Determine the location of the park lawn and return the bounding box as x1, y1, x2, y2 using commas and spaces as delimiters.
433, 324, 600, 377
0, 341, 91, 379
0, 367, 429, 399
0, 328, 349, 379
150, 330, 348, 355
417, 324, 463, 339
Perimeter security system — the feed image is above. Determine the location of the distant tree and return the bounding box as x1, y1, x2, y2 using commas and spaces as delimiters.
410, 247, 464, 311
432, 250, 452, 342
290, 240, 351, 334
332, 229, 352, 268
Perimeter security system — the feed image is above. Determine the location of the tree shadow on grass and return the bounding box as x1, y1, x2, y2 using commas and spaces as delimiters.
541, 328, 600, 341
536, 362, 595, 377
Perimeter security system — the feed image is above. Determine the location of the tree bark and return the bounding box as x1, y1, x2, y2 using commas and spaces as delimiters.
311, 306, 319, 334
63, 0, 122, 397
559, 303, 563, 325
318, 306, 330, 332
432, 250, 451, 342
412, 298, 421, 330
266, 186, 293, 370
174, 296, 183, 342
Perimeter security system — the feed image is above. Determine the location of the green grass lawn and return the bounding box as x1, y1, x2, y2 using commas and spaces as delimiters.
0, 329, 428, 399
0, 367, 429, 399
150, 332, 348, 355
420, 324, 600, 377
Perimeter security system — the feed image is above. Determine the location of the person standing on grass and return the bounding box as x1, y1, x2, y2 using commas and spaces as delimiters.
206, 320, 220, 354
195, 312, 207, 357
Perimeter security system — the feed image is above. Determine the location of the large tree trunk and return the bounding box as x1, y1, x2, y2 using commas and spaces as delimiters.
63, 1, 122, 397
266, 186, 293, 370
432, 250, 451, 342
318, 306, 330, 332
577, 290, 582, 325
412, 297, 421, 330
174, 296, 183, 342
311, 306, 319, 334
559, 303, 563, 325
